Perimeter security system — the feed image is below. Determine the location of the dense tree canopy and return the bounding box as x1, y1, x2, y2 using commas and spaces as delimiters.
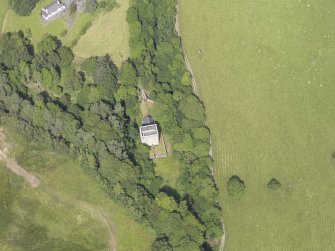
9, 0, 39, 16
0, 0, 223, 248
127, 0, 223, 249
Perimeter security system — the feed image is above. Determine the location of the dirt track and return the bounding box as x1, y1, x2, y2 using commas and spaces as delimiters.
0, 129, 40, 188
45, 187, 117, 251
0, 150, 40, 188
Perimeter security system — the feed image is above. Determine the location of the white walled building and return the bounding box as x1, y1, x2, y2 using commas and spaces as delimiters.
41, 0, 66, 21
139, 116, 159, 146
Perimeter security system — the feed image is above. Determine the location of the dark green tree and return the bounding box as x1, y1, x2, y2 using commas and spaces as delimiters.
267, 178, 281, 190
58, 46, 74, 67
0, 32, 33, 69
227, 175, 246, 198
93, 55, 118, 99
9, 0, 38, 16
37, 34, 60, 54
152, 236, 173, 251
119, 61, 137, 86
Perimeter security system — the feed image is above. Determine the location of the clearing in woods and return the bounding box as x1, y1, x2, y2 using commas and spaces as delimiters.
73, 0, 130, 67
180, 0, 335, 250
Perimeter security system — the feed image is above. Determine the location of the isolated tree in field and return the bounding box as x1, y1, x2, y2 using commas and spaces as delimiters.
267, 178, 281, 190
227, 175, 246, 198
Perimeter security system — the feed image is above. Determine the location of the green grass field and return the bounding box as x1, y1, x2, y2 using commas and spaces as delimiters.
1, 0, 94, 46
180, 1, 335, 250
0, 0, 129, 67
155, 156, 180, 187
73, 0, 130, 67
0, 129, 154, 250
0, 1, 9, 33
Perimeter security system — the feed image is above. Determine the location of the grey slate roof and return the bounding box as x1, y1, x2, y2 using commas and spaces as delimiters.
142, 116, 154, 126
42, 0, 64, 14
139, 124, 159, 146
41, 0, 66, 21
141, 125, 158, 135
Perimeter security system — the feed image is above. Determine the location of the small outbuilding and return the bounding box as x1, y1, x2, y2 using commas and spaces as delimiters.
140, 116, 159, 146
41, 0, 66, 21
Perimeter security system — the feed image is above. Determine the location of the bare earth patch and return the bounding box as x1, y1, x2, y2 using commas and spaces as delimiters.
0, 129, 40, 188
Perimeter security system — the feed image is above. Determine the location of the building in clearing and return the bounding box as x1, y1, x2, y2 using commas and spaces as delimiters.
41, 0, 66, 21
140, 116, 159, 146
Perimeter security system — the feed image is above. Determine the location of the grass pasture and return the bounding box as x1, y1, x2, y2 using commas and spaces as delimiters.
0, 129, 155, 251
73, 0, 130, 67
180, 0, 335, 250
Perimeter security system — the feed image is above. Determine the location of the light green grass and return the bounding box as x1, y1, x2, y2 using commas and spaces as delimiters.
140, 100, 155, 117
180, 1, 335, 250
153, 134, 168, 156
155, 156, 180, 187
2, 0, 94, 47
1, 0, 129, 67
73, 0, 130, 67
62, 12, 95, 47
0, 129, 155, 250
0, 1, 9, 33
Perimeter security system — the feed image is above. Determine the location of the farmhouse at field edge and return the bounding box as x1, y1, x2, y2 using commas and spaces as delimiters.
41, 0, 66, 21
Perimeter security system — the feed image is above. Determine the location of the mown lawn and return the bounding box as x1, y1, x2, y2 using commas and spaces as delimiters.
2, 0, 94, 47
155, 156, 180, 187
1, 0, 130, 67
0, 129, 155, 251
73, 0, 130, 67
180, 0, 335, 250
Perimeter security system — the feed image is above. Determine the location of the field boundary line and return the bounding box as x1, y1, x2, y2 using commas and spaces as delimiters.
175, 2, 226, 250
175, 1, 199, 96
